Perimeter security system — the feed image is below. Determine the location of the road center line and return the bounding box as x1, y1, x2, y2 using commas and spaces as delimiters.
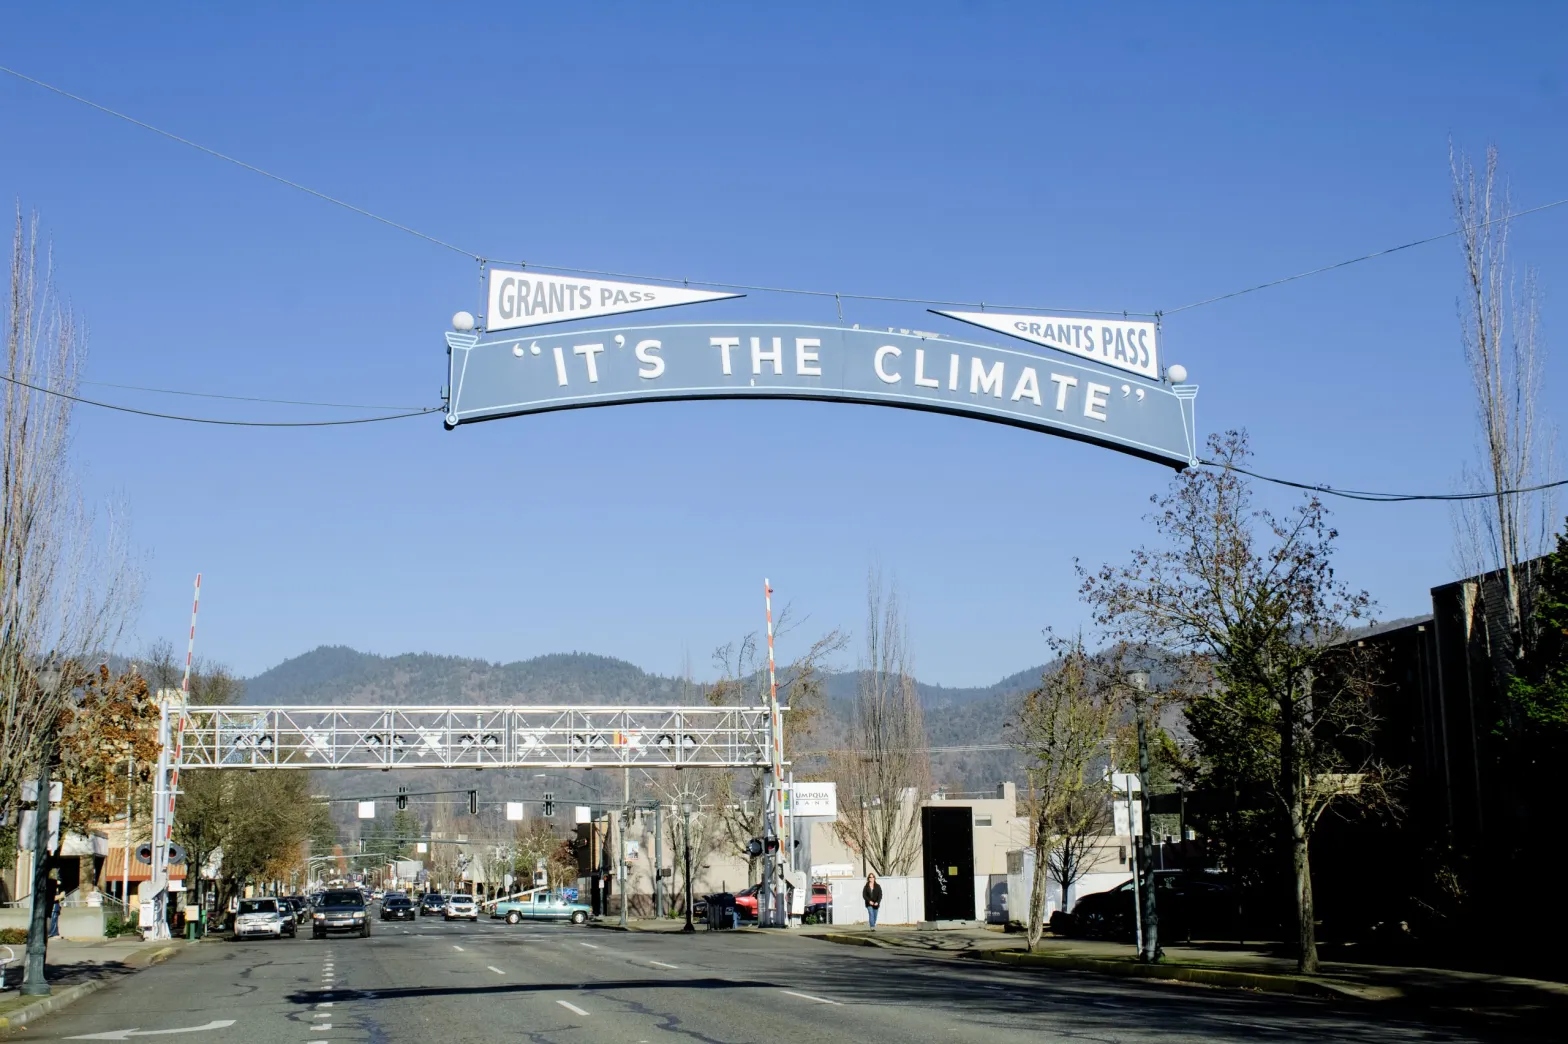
556, 1000, 590, 1016
579, 942, 599, 949
487, 965, 505, 975
648, 960, 679, 969
452, 945, 464, 951
781, 989, 843, 1006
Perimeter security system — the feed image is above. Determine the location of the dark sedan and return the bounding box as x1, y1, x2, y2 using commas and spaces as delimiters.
418, 893, 447, 917
380, 894, 416, 921
311, 889, 371, 938
1056, 871, 1234, 942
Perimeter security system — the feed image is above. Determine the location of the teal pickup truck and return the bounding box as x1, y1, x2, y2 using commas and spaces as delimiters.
491, 888, 592, 925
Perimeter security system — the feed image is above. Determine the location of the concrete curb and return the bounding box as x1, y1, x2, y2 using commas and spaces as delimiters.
0, 942, 181, 1032
812, 932, 1356, 1000
972, 949, 1354, 1000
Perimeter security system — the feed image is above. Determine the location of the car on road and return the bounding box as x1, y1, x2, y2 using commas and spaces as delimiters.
234, 897, 294, 940
418, 893, 447, 917
491, 888, 591, 925
380, 894, 416, 921
803, 883, 832, 924
280, 896, 310, 926
311, 889, 371, 938
444, 894, 479, 922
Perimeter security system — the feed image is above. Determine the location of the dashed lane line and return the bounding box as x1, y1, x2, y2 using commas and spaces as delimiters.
486, 965, 505, 975
648, 960, 679, 969
781, 989, 843, 1006
578, 942, 599, 949
453, 945, 465, 951
556, 1000, 590, 1017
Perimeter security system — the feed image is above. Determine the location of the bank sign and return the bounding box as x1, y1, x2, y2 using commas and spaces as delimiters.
445, 323, 1198, 468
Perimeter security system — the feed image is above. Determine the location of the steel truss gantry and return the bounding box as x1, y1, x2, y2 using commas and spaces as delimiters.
170, 703, 775, 771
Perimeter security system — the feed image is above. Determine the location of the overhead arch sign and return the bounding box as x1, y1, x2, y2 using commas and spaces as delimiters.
444, 322, 1198, 468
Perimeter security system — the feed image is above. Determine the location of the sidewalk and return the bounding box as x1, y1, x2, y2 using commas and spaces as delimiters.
800, 923, 1568, 1026
0, 938, 184, 1032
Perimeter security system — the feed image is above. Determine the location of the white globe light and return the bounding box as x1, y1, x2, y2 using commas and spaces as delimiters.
1166, 363, 1188, 384
451, 310, 476, 332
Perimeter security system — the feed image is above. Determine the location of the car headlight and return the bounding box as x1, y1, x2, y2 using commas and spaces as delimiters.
313, 913, 325, 920
352, 911, 365, 918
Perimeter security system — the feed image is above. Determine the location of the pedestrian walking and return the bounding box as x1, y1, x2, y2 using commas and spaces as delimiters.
48, 897, 62, 938
862, 872, 882, 930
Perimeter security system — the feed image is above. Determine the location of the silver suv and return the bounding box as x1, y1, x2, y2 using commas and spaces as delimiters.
234, 897, 293, 939
443, 894, 479, 922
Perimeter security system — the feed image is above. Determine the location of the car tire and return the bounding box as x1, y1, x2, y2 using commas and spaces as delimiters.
505, 911, 521, 924
570, 910, 587, 925
312, 930, 324, 940
361, 925, 370, 938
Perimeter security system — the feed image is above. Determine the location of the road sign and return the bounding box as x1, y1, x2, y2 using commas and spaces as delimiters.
505, 801, 524, 821
357, 801, 376, 819
574, 805, 592, 825
484, 269, 742, 332
21, 780, 62, 803
444, 322, 1197, 468
931, 310, 1161, 380
17, 809, 59, 851
791, 781, 838, 818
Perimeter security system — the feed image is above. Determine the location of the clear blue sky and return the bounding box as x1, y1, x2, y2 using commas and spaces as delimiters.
2, 3, 1564, 684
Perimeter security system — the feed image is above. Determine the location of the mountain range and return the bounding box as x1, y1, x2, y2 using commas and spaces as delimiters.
243, 645, 1036, 792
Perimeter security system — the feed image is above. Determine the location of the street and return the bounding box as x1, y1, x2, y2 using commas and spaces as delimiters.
5, 918, 1541, 1044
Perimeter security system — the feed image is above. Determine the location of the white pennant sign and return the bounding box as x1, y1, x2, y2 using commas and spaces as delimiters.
486, 268, 742, 331
931, 310, 1160, 380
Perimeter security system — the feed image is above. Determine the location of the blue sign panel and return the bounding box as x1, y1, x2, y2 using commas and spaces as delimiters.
444, 323, 1198, 468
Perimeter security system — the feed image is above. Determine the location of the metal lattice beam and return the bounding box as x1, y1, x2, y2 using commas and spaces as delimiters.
173, 705, 772, 770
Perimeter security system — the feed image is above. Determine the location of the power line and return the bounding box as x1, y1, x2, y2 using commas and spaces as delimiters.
78, 378, 427, 411
1, 372, 442, 427
0, 64, 1142, 319
1204, 459, 1568, 504
0, 63, 478, 260
1162, 196, 1568, 315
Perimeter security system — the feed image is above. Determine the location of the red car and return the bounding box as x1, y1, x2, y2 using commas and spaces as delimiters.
733, 883, 799, 921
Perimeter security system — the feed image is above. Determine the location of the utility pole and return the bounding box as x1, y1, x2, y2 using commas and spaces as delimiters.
619, 768, 629, 929
21, 662, 61, 996
654, 803, 665, 919
1130, 670, 1160, 963
680, 801, 695, 933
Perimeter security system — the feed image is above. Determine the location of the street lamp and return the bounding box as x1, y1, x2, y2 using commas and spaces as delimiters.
680, 801, 695, 933
22, 662, 63, 997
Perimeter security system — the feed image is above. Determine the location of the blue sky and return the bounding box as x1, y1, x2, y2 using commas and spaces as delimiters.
1, 3, 1564, 684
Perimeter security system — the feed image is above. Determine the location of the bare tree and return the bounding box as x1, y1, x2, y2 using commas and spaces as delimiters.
1009, 636, 1118, 949
1450, 143, 1556, 654
831, 571, 929, 877
644, 770, 726, 910
1046, 783, 1114, 922
706, 607, 845, 880
1080, 432, 1392, 974
0, 207, 138, 837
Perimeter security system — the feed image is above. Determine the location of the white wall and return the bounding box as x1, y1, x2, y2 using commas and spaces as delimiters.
823, 875, 993, 924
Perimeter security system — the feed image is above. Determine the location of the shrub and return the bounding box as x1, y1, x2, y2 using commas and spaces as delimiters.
0, 927, 28, 944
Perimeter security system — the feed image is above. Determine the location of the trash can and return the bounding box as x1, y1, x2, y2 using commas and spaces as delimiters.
705, 892, 736, 930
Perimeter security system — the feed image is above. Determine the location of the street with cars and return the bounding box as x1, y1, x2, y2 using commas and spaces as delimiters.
12, 891, 1538, 1044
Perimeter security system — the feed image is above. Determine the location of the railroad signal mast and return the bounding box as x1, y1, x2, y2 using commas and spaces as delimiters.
760, 579, 788, 928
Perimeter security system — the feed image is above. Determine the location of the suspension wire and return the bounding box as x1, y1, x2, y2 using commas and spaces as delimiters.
0, 63, 479, 260
0, 372, 442, 427
77, 378, 428, 411
1162, 196, 1568, 315
1203, 459, 1568, 504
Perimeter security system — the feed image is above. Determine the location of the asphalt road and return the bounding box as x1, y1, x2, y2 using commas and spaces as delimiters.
6, 914, 1545, 1044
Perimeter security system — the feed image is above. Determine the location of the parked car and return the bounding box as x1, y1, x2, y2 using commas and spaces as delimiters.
311, 889, 371, 938
803, 883, 832, 924
733, 882, 794, 922
234, 897, 293, 940
1058, 871, 1234, 942
418, 893, 447, 917
380, 894, 416, 921
491, 888, 591, 925
279, 896, 310, 926
444, 894, 479, 922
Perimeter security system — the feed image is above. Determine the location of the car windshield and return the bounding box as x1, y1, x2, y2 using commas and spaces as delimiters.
449, 895, 473, 902
321, 890, 364, 907
238, 899, 277, 914
424, 894, 444, 902
385, 896, 410, 906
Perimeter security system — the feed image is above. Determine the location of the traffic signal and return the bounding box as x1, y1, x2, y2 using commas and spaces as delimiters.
467, 790, 478, 815
746, 837, 764, 858
764, 837, 780, 855
397, 786, 408, 811
543, 793, 555, 818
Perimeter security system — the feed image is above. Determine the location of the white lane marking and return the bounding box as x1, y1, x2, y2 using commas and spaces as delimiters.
781, 989, 842, 1006
578, 942, 599, 949
316, 1002, 333, 1008
556, 1000, 589, 1017
310, 1025, 330, 1032
486, 965, 505, 975
66, 1022, 238, 1040
453, 944, 465, 951
648, 960, 679, 969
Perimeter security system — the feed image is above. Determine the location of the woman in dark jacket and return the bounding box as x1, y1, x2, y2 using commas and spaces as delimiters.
862, 873, 882, 929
